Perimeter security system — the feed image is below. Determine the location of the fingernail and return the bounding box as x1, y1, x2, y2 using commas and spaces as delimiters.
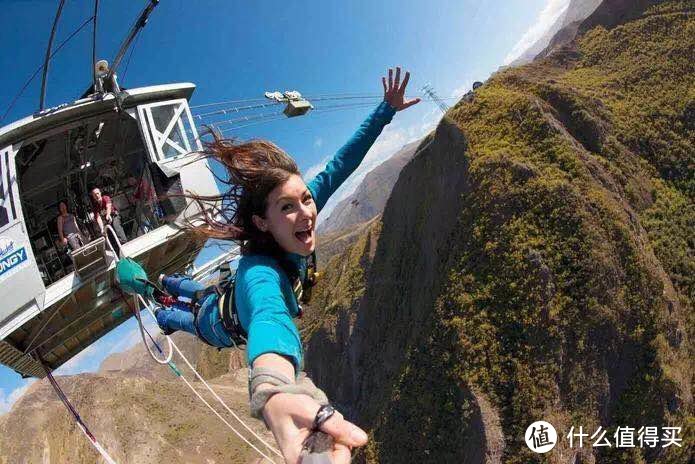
350, 428, 368, 443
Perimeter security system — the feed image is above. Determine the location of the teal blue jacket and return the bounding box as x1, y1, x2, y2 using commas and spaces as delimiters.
235, 101, 397, 373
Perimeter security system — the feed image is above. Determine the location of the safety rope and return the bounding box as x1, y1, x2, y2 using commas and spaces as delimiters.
40, 357, 118, 464
103, 227, 281, 461
130, 294, 174, 366
133, 293, 282, 462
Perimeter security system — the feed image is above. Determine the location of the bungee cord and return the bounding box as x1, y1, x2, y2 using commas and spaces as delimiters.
39, 356, 118, 464
132, 294, 282, 462
101, 228, 282, 462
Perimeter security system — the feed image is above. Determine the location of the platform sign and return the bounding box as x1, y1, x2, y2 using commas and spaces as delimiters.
0, 236, 28, 281
0, 144, 45, 334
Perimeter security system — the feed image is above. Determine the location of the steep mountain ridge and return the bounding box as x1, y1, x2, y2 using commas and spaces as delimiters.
538, 0, 676, 60
318, 139, 421, 236
510, 0, 602, 66
0, 334, 260, 463
304, 1, 693, 462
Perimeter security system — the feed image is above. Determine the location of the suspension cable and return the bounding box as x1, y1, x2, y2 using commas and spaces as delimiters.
39, 0, 67, 111
205, 100, 384, 128
107, 0, 159, 81
92, 0, 99, 91
1, 15, 94, 123
203, 97, 453, 134
193, 94, 398, 121
194, 101, 283, 119
191, 92, 382, 110
214, 115, 289, 134
121, 28, 142, 83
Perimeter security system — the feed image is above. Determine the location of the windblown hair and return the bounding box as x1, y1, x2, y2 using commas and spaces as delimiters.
188, 132, 300, 256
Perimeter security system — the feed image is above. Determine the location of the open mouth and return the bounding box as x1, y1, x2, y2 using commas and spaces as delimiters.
295, 226, 313, 244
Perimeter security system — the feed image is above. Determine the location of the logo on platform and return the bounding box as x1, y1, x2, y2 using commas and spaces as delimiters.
0, 236, 28, 279
525, 421, 557, 453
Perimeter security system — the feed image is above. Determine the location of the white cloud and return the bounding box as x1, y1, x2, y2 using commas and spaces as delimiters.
303, 155, 331, 182
503, 0, 570, 65
0, 379, 35, 414
450, 80, 474, 100
313, 137, 323, 148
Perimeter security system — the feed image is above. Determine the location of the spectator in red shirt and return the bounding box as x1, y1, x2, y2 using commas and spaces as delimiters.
90, 187, 127, 252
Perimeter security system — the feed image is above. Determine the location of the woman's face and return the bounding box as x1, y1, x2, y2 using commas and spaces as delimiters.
252, 174, 317, 256
59, 202, 67, 215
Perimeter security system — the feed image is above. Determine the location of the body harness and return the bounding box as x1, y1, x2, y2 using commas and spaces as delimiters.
183, 251, 321, 349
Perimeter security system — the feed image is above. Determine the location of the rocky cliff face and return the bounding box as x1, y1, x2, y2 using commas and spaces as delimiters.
318, 139, 421, 236
304, 1, 693, 462
0, 334, 263, 464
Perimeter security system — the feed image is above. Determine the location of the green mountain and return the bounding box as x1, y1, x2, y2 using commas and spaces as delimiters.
303, 1, 693, 462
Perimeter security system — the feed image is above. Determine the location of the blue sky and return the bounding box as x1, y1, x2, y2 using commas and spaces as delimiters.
0, 0, 568, 412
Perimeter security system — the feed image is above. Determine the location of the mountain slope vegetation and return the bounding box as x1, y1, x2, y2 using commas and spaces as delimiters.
304, 1, 693, 462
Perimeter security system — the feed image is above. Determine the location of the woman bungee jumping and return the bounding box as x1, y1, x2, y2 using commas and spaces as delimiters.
151, 67, 419, 463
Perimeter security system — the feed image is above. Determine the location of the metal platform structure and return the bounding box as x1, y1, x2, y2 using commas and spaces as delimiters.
0, 82, 225, 377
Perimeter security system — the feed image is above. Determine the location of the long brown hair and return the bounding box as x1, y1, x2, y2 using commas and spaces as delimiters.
188, 133, 300, 256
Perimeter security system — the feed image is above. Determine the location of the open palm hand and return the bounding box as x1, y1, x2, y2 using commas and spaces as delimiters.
382, 66, 420, 111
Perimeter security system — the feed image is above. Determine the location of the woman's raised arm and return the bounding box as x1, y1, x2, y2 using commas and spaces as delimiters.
307, 67, 420, 213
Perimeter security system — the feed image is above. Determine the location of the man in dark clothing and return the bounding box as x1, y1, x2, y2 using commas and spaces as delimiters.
90, 187, 127, 253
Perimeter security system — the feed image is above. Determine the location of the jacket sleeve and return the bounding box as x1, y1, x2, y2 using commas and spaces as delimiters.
307, 101, 396, 213
240, 263, 303, 372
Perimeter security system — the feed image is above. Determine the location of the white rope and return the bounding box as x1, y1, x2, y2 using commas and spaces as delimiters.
78, 423, 118, 464
161, 320, 282, 458
168, 357, 278, 464
134, 295, 173, 365
135, 291, 283, 460
106, 227, 281, 461
142, 298, 282, 458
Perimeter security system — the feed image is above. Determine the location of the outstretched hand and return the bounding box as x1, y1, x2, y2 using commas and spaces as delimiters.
382, 66, 421, 111
263, 392, 368, 464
